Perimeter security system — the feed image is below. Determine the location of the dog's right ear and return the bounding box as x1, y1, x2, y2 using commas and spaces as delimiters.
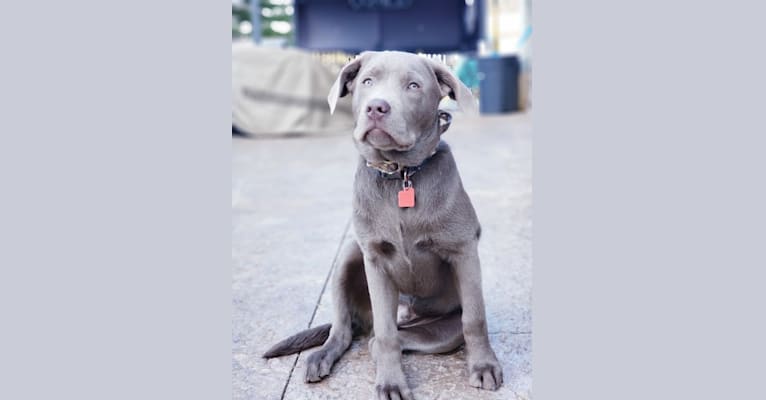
426, 57, 478, 115
327, 52, 370, 114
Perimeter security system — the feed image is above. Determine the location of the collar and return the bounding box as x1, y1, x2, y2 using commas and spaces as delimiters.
366, 154, 434, 180
365, 111, 451, 180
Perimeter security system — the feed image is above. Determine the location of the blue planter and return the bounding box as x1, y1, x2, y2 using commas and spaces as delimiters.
478, 55, 520, 114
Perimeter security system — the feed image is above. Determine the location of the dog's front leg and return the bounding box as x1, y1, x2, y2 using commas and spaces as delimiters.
363, 255, 413, 400
452, 245, 503, 390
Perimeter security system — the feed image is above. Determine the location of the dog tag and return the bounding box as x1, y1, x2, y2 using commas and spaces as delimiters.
398, 187, 415, 208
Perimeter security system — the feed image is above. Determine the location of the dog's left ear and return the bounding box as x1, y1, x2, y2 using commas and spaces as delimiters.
427, 59, 478, 115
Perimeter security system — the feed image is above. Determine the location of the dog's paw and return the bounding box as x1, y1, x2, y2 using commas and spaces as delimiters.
375, 368, 414, 400
304, 349, 337, 383
376, 383, 414, 400
468, 359, 503, 391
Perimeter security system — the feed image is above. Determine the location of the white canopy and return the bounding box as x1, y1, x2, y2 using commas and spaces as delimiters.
232, 41, 354, 136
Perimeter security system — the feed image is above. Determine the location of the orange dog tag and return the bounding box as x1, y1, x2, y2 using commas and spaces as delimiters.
398, 187, 415, 208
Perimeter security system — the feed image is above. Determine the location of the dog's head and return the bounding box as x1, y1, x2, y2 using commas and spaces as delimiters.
327, 51, 476, 166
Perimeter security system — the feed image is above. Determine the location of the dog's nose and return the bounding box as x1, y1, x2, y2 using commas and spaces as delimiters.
366, 99, 390, 120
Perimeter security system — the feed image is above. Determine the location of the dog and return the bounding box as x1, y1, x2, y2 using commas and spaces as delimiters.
263, 51, 502, 400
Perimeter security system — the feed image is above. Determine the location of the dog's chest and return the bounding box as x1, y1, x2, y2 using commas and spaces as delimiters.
364, 215, 450, 296
353, 152, 470, 296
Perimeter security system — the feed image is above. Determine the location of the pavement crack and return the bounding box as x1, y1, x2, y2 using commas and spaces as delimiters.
278, 354, 301, 400
305, 217, 351, 330
279, 218, 352, 400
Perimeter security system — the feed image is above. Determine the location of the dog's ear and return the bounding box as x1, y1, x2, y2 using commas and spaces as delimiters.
327, 52, 370, 114
427, 59, 478, 115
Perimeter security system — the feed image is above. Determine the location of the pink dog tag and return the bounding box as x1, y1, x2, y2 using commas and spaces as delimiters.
398, 187, 415, 208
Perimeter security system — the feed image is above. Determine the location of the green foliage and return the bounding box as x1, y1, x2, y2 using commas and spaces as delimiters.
232, 0, 293, 40
232, 5, 251, 38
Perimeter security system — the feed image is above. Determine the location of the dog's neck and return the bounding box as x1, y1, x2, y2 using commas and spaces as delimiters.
364, 111, 451, 179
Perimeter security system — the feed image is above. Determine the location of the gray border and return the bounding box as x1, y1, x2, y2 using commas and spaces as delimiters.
534, 0, 766, 399
0, 2, 230, 399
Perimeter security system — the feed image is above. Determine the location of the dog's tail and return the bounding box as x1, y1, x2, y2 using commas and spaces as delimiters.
262, 323, 332, 358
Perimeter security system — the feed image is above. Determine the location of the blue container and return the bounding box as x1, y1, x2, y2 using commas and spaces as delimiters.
478, 55, 520, 114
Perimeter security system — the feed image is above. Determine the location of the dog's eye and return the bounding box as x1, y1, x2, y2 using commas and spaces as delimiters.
362, 78, 373, 86
407, 82, 420, 90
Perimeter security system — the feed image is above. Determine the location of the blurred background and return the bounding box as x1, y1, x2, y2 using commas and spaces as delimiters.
232, 0, 532, 136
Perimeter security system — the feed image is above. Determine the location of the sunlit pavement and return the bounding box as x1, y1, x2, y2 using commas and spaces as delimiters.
233, 112, 532, 400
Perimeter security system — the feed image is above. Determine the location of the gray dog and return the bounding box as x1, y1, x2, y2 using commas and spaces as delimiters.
264, 51, 502, 400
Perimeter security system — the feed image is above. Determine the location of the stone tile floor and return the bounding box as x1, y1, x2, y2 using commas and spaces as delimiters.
233, 113, 532, 400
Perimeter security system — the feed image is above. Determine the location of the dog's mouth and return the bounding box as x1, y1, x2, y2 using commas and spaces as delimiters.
364, 128, 412, 151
